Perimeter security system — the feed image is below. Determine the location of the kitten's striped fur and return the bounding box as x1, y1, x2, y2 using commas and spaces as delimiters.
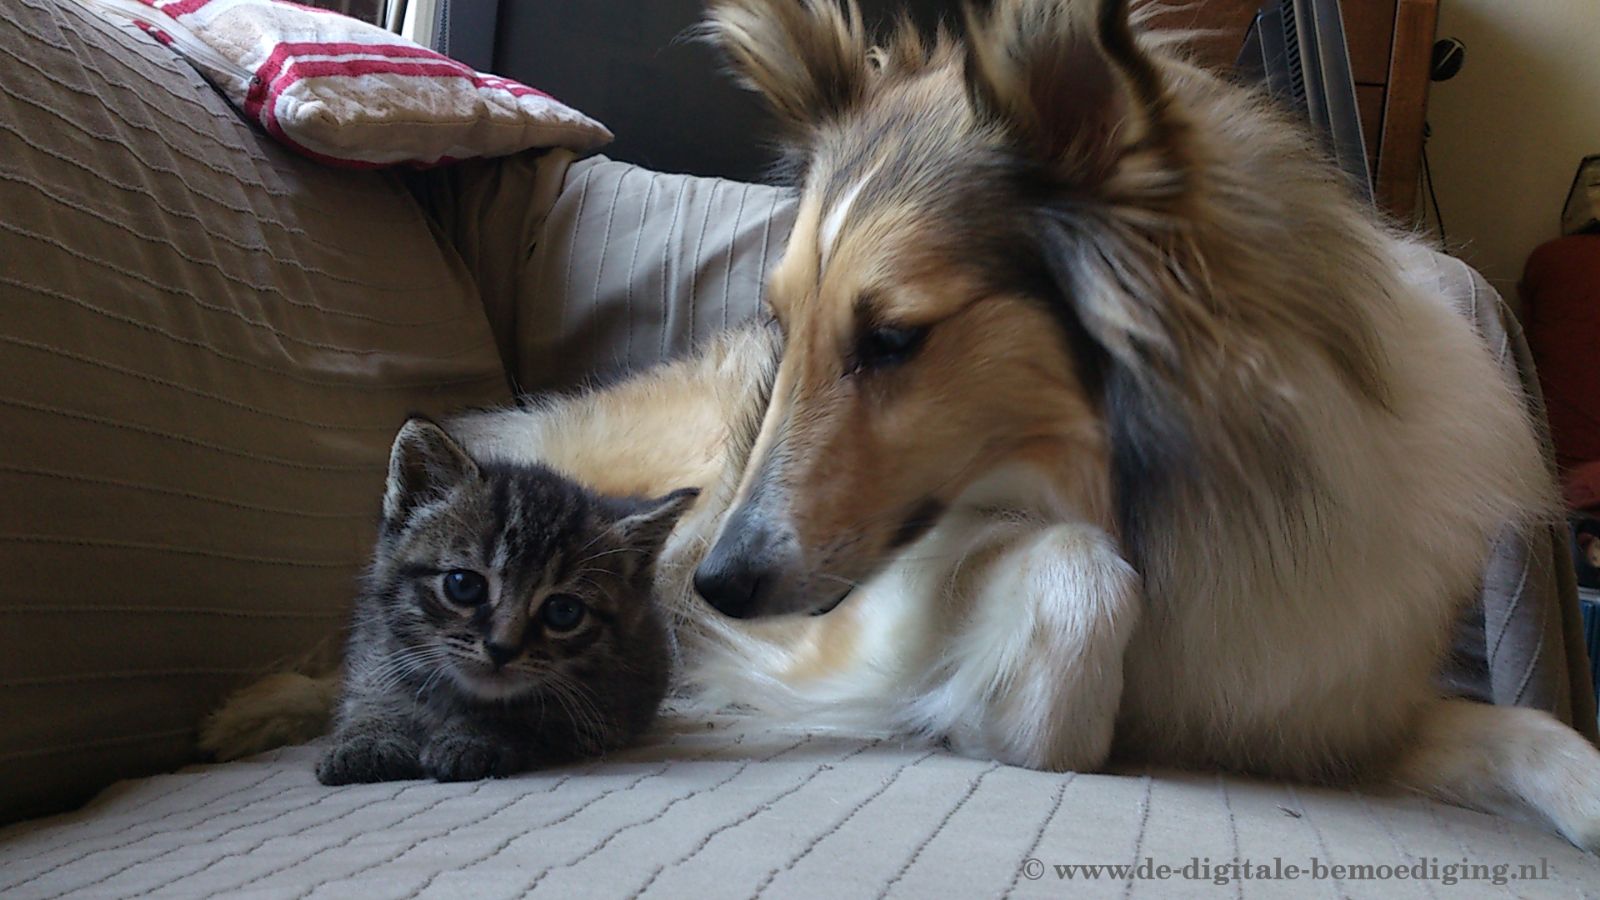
316, 418, 695, 784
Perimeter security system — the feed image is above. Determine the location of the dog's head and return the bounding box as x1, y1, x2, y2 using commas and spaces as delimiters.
693, 0, 1386, 618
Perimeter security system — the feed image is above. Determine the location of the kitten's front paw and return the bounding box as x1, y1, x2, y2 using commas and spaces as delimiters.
317, 734, 423, 785
421, 732, 521, 781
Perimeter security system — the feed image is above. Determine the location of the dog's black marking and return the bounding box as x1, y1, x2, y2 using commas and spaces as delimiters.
810, 586, 854, 616
887, 497, 948, 551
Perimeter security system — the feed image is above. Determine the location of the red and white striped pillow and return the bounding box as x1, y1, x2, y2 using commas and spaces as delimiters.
85, 0, 611, 167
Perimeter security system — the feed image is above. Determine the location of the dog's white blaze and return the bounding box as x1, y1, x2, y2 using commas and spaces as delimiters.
818, 168, 876, 268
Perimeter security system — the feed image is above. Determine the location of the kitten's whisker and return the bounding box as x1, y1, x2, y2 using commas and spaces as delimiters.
541, 679, 589, 745
568, 572, 616, 591
414, 664, 449, 702
366, 646, 455, 693
570, 547, 636, 567
569, 528, 612, 558
546, 673, 606, 748
569, 576, 620, 606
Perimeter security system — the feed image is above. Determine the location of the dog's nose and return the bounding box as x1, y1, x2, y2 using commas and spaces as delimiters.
694, 558, 770, 619
695, 512, 789, 618
484, 641, 519, 668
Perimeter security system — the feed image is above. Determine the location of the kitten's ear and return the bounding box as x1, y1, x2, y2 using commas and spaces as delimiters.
609, 487, 701, 567
383, 417, 479, 525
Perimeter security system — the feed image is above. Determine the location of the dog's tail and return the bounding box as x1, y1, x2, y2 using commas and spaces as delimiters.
198, 672, 340, 761
1391, 698, 1600, 851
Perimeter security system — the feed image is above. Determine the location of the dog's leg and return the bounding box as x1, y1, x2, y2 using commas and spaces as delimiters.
928, 522, 1140, 772
1391, 698, 1600, 851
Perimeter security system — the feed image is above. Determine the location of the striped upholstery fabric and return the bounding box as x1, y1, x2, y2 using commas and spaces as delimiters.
2, 708, 1597, 898
508, 156, 798, 394
407, 153, 799, 396
1418, 251, 1600, 740
0, 0, 509, 821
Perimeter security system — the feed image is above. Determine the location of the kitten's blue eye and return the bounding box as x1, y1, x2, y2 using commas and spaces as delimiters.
442, 570, 488, 606
539, 595, 585, 632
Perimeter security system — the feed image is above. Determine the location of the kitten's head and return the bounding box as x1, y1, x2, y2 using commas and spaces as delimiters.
370, 417, 696, 716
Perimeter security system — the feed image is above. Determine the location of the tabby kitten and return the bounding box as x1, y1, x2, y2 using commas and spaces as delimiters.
317, 417, 696, 785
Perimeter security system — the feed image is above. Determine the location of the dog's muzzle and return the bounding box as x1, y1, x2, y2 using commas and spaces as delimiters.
694, 506, 802, 618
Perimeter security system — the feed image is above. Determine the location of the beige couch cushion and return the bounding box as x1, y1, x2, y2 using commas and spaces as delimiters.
502, 156, 798, 394
2, 709, 1595, 898
0, 0, 510, 821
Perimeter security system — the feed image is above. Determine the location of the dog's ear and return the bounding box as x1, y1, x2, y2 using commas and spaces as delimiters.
963, 0, 1187, 194
702, 0, 871, 138
968, 0, 1202, 375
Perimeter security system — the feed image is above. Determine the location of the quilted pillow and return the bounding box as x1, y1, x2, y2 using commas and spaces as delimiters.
80, 0, 612, 167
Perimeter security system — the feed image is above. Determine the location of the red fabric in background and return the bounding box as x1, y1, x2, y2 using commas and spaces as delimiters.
1522, 235, 1600, 509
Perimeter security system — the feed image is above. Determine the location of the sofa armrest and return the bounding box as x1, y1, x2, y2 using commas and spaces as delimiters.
1407, 247, 1598, 740
0, 0, 510, 822
406, 148, 575, 383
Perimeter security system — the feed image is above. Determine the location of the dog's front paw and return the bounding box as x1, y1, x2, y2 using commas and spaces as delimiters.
317, 733, 422, 785
420, 731, 520, 782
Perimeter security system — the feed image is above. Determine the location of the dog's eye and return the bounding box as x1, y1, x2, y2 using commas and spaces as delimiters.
441, 570, 488, 606
539, 594, 586, 632
853, 325, 928, 373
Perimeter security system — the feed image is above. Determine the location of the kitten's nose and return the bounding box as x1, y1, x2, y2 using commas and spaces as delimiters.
484, 641, 519, 669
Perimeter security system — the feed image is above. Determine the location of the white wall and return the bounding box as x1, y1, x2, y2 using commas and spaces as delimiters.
1424, 0, 1600, 295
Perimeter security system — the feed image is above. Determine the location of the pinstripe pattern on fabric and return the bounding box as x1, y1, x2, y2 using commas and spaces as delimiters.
512, 158, 798, 395
1418, 252, 1599, 739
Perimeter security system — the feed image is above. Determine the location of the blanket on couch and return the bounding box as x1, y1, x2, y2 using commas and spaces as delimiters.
4, 708, 1598, 899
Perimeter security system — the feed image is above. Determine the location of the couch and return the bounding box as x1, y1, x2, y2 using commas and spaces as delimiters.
2, 1, 1598, 896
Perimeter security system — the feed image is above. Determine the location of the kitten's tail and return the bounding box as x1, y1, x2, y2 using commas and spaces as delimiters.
1391, 698, 1600, 852
199, 672, 340, 761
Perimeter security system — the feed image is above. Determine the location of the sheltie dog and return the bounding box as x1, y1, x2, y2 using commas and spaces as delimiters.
206, 0, 1600, 850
